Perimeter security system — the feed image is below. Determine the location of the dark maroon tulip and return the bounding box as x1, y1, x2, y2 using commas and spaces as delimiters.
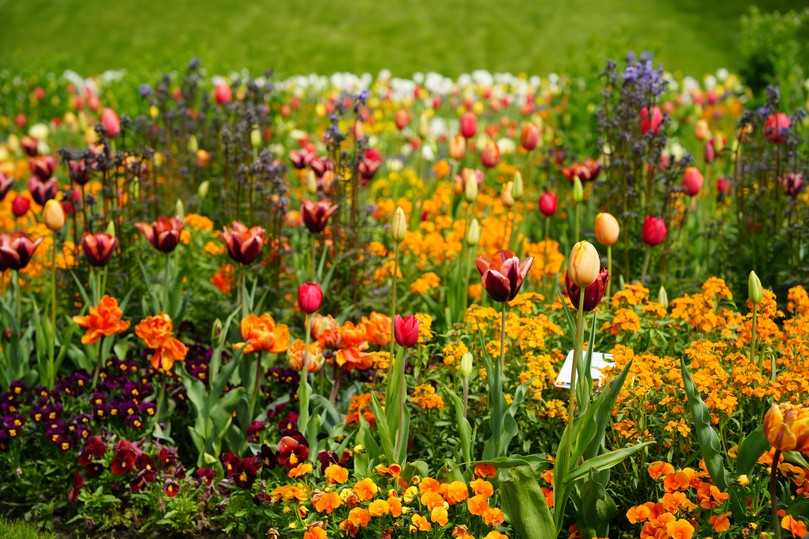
309, 157, 332, 178
358, 148, 382, 180
764, 112, 790, 144
0, 233, 43, 271
222, 221, 265, 265
538, 191, 557, 217
289, 149, 312, 170
301, 200, 338, 234
21, 136, 39, 157
475, 250, 533, 302
27, 176, 58, 206
0, 173, 13, 201
81, 232, 117, 267
565, 266, 608, 311
297, 282, 323, 314
394, 314, 419, 348
641, 216, 667, 246
29, 155, 55, 180
135, 216, 183, 253
68, 159, 89, 185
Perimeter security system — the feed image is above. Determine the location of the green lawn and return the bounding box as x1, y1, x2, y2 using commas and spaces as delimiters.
0, 519, 53, 539
0, 0, 805, 77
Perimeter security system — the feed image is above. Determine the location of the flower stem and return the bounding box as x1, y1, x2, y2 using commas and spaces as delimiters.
249, 353, 264, 421
568, 287, 585, 421
751, 304, 758, 365
493, 301, 507, 456
771, 448, 783, 539
298, 316, 311, 433
389, 242, 399, 359
606, 245, 612, 301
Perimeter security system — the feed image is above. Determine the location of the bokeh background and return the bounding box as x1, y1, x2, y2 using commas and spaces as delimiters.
2, 0, 806, 77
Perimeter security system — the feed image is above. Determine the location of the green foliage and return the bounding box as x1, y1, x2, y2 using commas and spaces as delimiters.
0, 519, 54, 539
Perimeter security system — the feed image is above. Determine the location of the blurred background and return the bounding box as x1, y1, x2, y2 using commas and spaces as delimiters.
1, 0, 807, 77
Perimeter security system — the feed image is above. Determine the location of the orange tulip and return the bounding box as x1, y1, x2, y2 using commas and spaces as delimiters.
764, 403, 809, 453
235, 313, 290, 355
135, 313, 187, 372
72, 295, 130, 345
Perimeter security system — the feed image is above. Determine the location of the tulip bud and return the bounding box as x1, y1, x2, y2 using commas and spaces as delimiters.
175, 199, 185, 220
459, 352, 473, 378
306, 170, 318, 193
594, 212, 620, 246
394, 314, 419, 348
501, 182, 514, 208
466, 218, 480, 246
538, 191, 557, 217
449, 134, 466, 161
197, 180, 209, 200
658, 286, 668, 310
748, 271, 763, 305
43, 199, 65, 231
251, 126, 262, 148
12, 195, 30, 217
187, 135, 198, 153
106, 221, 116, 237
297, 282, 324, 314
212, 318, 223, 344
512, 172, 524, 200
391, 207, 407, 242
568, 241, 600, 288
572, 177, 583, 202
464, 173, 478, 202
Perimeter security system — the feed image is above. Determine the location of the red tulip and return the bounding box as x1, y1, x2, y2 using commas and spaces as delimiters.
214, 82, 232, 105
717, 177, 731, 196
682, 167, 704, 197
297, 282, 323, 314
480, 140, 500, 169
11, 195, 30, 217
475, 250, 533, 302
703, 140, 715, 163
81, 232, 117, 267
21, 136, 38, 156
764, 112, 790, 144
100, 108, 120, 138
27, 176, 58, 206
394, 109, 411, 130
222, 221, 265, 265
135, 216, 184, 253
563, 159, 601, 183
394, 314, 419, 348
301, 200, 338, 234
642, 216, 667, 246
0, 233, 43, 271
0, 173, 13, 201
639, 106, 663, 135
358, 148, 383, 180
520, 123, 540, 151
565, 266, 608, 311
460, 112, 477, 139
14, 114, 26, 129
309, 157, 332, 178
538, 191, 557, 217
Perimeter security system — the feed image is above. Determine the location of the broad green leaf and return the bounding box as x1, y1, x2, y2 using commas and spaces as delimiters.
735, 425, 769, 476
499, 464, 557, 539
564, 442, 653, 484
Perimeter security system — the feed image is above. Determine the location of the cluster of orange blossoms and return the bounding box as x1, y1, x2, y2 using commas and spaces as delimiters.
134, 314, 188, 371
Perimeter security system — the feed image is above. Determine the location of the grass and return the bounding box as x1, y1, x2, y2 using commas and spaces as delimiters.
0, 0, 805, 78
0, 519, 53, 539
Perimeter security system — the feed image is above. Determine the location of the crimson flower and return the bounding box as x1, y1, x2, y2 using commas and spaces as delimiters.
475, 251, 533, 302
81, 232, 117, 267
298, 282, 323, 314
764, 112, 790, 144
538, 191, 557, 217
358, 148, 383, 180
394, 314, 419, 348
565, 266, 609, 311
136, 217, 183, 253
0, 233, 43, 271
301, 200, 338, 234
641, 216, 668, 246
111, 440, 141, 476
222, 221, 266, 265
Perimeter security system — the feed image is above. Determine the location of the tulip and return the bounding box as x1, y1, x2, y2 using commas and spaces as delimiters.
764, 112, 790, 144
466, 218, 480, 246
214, 82, 232, 105
449, 134, 466, 161
250, 127, 262, 148
694, 119, 711, 141
783, 173, 804, 198
358, 148, 382, 180
717, 177, 731, 197
512, 172, 524, 200
68, 159, 89, 185
100, 108, 120, 138
501, 181, 514, 208
480, 140, 500, 169
594, 213, 619, 246
12, 195, 30, 217
658, 286, 668, 310
704, 140, 715, 163
43, 199, 65, 231
394, 109, 410, 130
135, 217, 183, 253
641, 216, 667, 246
297, 282, 323, 314
568, 241, 600, 288
463, 171, 478, 202
475, 250, 533, 302
460, 112, 476, 139
520, 123, 539, 151
81, 232, 117, 267
683, 167, 704, 197
459, 352, 473, 378
289, 149, 312, 170
0, 233, 43, 271
301, 200, 338, 234
29, 155, 55, 181
222, 222, 266, 265
763, 403, 809, 453
538, 191, 557, 217
394, 314, 419, 348
748, 271, 763, 305
198, 180, 210, 200
28, 177, 58, 206
391, 207, 407, 242
572, 177, 584, 202
565, 266, 608, 312
0, 173, 13, 201
21, 136, 38, 156
640, 106, 663, 135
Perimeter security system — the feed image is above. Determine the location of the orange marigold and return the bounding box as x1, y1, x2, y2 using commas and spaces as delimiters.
72, 295, 130, 345
234, 313, 289, 354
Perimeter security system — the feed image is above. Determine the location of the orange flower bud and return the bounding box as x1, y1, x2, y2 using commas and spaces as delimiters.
594, 212, 620, 246
568, 241, 600, 288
